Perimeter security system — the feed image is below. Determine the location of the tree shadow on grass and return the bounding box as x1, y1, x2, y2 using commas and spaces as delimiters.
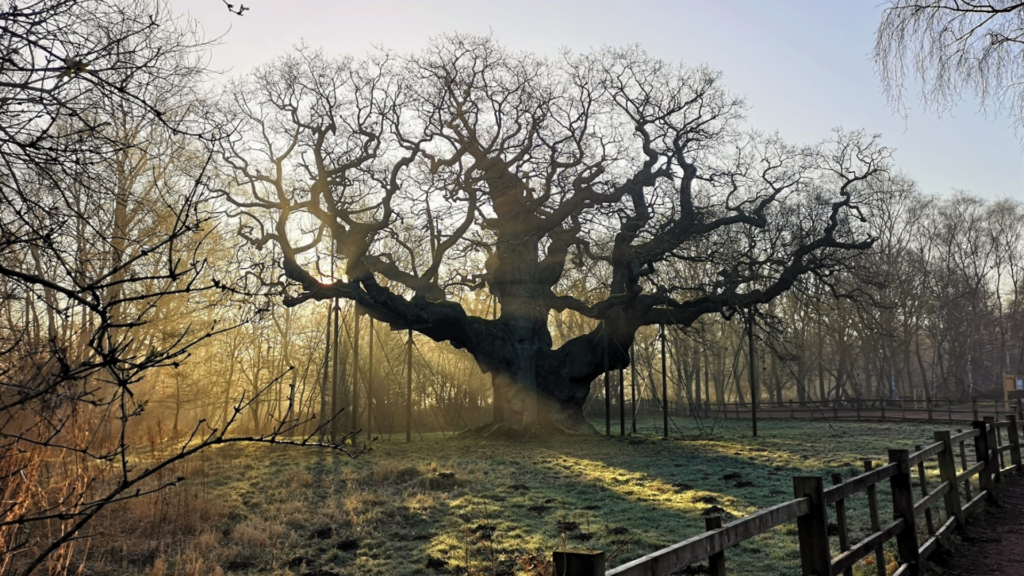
495, 418, 938, 574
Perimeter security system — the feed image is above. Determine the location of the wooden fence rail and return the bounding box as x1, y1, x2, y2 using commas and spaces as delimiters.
557, 416, 1021, 576
697, 398, 1019, 424
590, 397, 1024, 428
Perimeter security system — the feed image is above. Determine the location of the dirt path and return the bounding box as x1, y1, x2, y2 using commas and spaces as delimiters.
933, 478, 1024, 575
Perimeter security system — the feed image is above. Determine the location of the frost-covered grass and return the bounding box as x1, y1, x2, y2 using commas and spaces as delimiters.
91, 418, 964, 575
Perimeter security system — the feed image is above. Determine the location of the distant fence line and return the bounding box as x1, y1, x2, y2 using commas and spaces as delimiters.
554, 416, 1022, 576
701, 398, 1019, 424
585, 397, 1024, 434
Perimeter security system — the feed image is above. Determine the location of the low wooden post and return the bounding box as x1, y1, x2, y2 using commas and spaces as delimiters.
794, 476, 831, 576
973, 420, 995, 502
888, 449, 921, 575
972, 397, 978, 421
553, 549, 605, 576
830, 473, 853, 576
985, 416, 1002, 485
994, 417, 1006, 474
705, 515, 726, 576
934, 431, 965, 526
1007, 415, 1022, 473
881, 398, 886, 421
957, 429, 972, 501
901, 398, 906, 421
914, 445, 936, 535
947, 400, 952, 422
863, 460, 886, 576
926, 398, 933, 422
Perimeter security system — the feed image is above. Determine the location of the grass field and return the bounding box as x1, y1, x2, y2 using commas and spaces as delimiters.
91, 418, 966, 576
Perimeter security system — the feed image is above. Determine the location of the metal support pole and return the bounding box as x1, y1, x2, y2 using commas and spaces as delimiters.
405, 329, 413, 443
660, 324, 668, 439
747, 310, 758, 437
604, 323, 610, 437
618, 366, 625, 437
630, 343, 637, 434
326, 300, 337, 442
367, 317, 375, 436
351, 308, 361, 445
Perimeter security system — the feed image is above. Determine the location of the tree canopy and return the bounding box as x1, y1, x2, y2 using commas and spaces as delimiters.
876, 0, 1024, 126
216, 35, 900, 433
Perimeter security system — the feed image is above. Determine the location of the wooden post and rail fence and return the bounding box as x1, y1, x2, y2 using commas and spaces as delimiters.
591, 397, 1024, 428
555, 416, 1022, 576
697, 398, 1023, 424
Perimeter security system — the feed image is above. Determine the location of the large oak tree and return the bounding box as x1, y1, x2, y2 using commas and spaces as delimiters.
217, 35, 897, 434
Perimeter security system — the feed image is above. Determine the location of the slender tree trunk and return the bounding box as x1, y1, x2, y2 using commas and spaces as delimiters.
732, 336, 746, 406
916, 337, 933, 407
817, 322, 827, 402
692, 345, 702, 412
350, 308, 361, 443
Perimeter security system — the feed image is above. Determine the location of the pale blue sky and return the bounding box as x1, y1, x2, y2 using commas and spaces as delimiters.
175, 0, 1024, 201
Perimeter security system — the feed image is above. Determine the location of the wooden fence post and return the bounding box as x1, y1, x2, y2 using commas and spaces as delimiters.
830, 473, 853, 576
972, 397, 978, 421
863, 461, 886, 576
914, 445, 936, 536
995, 417, 1007, 475
934, 430, 965, 527
984, 416, 1002, 485
793, 476, 831, 576
881, 399, 886, 421
957, 429, 972, 502
973, 420, 995, 502
888, 449, 921, 575
1007, 414, 1022, 474
705, 515, 726, 576
553, 550, 605, 576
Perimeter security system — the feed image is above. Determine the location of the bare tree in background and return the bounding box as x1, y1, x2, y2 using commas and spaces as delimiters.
0, 3, 353, 574
876, 0, 1024, 125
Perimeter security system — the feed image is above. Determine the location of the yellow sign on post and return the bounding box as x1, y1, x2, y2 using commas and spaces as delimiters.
1003, 374, 1024, 411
